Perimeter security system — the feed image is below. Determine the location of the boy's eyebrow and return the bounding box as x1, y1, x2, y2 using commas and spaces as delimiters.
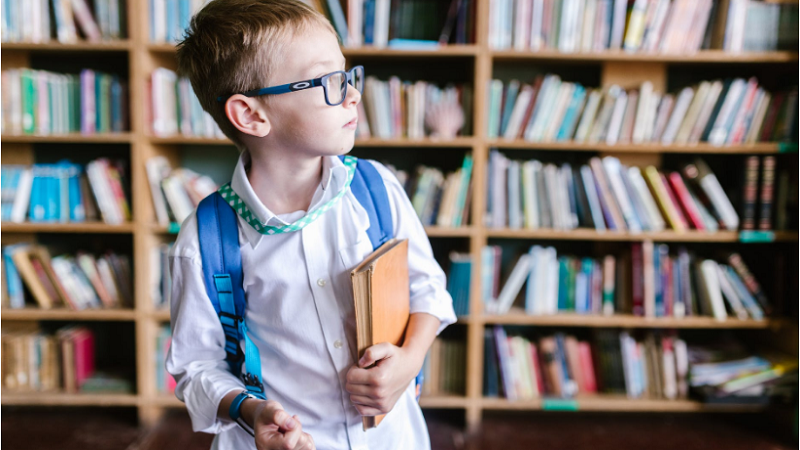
308, 59, 346, 74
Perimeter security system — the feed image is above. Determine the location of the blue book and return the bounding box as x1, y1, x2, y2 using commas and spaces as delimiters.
325, 0, 348, 46
178, 0, 191, 38
446, 254, 471, 316
3, 245, 26, 308
654, 244, 666, 317
28, 165, 46, 222
111, 76, 122, 132
499, 81, 519, 137
387, 39, 440, 49
557, 256, 570, 311
556, 85, 586, 141
45, 165, 59, 222
363, 0, 375, 45
483, 328, 499, 397
64, 162, 85, 222
149, 0, 156, 42
554, 333, 576, 399
166, 0, 179, 42
576, 258, 593, 313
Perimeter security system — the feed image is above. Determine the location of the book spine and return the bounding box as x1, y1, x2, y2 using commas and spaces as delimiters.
758, 156, 775, 230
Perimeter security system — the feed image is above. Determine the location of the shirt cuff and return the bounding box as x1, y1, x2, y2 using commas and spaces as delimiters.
409, 285, 457, 336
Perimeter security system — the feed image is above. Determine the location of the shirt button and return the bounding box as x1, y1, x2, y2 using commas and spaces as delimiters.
317, 278, 326, 287
334, 340, 343, 349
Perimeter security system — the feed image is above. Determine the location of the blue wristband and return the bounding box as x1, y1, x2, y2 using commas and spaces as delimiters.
229, 391, 257, 421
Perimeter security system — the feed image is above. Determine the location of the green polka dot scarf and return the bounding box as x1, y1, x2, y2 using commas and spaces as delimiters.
218, 155, 357, 235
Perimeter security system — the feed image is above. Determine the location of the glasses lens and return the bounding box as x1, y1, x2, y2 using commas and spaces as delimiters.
326, 72, 346, 104
351, 67, 364, 93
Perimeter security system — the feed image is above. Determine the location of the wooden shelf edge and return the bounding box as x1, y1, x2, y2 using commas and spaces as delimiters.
490, 49, 799, 63
1, 41, 132, 51
486, 229, 740, 242
1, 392, 139, 406
1, 133, 133, 143
1, 308, 137, 321
488, 141, 783, 153
148, 43, 480, 56
419, 395, 469, 408
480, 395, 768, 412
481, 312, 778, 329
1, 222, 136, 233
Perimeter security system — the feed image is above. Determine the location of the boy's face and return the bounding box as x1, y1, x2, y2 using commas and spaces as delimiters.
259, 25, 361, 158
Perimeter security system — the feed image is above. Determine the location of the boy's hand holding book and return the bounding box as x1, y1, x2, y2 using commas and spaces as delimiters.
252, 399, 316, 450
345, 341, 426, 417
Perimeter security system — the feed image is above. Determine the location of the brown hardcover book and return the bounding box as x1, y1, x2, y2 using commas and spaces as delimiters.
537, 336, 562, 397
11, 246, 66, 309
350, 238, 410, 430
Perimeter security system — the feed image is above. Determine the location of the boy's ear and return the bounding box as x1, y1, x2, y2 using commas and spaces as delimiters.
224, 94, 271, 138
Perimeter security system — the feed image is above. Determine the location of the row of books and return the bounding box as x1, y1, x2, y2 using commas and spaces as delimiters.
2, 245, 133, 310
343, 0, 474, 48
149, 0, 210, 43
486, 151, 740, 233
2, 325, 134, 394
1, 0, 124, 43
155, 324, 176, 394
151, 243, 173, 310
384, 154, 473, 228
358, 77, 473, 139
488, 0, 798, 53
148, 68, 225, 139
146, 157, 218, 226
483, 243, 769, 320
420, 337, 467, 396
2, 69, 129, 136
488, 76, 798, 145
1, 159, 131, 225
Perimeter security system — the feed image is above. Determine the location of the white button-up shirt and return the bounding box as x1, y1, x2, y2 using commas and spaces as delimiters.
166, 151, 457, 450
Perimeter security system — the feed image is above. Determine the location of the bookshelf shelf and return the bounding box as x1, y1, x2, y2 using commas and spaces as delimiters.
487, 141, 783, 154
486, 229, 741, 242
1, 133, 133, 144
0, 392, 139, 406
148, 224, 472, 238
490, 50, 799, 63
480, 395, 766, 412
418, 395, 470, 409
148, 136, 231, 145
482, 310, 778, 329
1, 41, 132, 51
1, 222, 136, 233
0, 308, 137, 321
354, 137, 476, 148
146, 43, 481, 57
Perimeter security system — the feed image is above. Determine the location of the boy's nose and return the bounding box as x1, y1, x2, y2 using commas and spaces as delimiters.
344, 82, 361, 106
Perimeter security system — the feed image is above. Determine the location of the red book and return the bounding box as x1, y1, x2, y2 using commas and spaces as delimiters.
631, 243, 644, 316
518, 76, 544, 139
660, 174, 688, 230
667, 172, 705, 230
663, 255, 673, 317
759, 156, 775, 230
530, 342, 545, 396
72, 328, 96, 389
577, 341, 597, 393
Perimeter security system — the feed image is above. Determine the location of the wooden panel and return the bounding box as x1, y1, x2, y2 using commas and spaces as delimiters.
602, 62, 666, 92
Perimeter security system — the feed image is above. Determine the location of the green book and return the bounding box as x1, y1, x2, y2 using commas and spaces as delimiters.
453, 154, 473, 227
21, 69, 36, 134
558, 256, 570, 311
567, 257, 578, 311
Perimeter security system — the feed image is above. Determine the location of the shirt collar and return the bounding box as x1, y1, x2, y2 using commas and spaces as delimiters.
229, 150, 351, 248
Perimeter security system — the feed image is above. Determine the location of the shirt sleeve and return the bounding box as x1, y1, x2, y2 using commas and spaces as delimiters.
370, 160, 458, 335
165, 216, 246, 434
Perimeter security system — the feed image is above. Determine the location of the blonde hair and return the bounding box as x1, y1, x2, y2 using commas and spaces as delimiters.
176, 0, 338, 149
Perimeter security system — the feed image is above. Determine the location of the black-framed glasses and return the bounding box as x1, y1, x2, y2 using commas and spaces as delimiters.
216, 65, 364, 106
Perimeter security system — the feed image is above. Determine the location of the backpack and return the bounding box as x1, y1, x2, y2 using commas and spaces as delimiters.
195, 156, 423, 400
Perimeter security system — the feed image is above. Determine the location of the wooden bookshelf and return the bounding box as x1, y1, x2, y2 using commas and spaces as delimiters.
0, 0, 796, 434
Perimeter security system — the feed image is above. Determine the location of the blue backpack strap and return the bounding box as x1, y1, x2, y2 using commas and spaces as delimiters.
342, 156, 425, 400
197, 192, 266, 399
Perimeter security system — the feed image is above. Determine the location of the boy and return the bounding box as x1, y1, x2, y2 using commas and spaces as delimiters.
166, 1, 457, 449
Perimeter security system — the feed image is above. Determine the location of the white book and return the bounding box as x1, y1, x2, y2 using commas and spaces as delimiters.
619, 332, 636, 398
603, 157, 641, 232
632, 81, 653, 144
674, 82, 710, 144
574, 89, 602, 142
543, 164, 562, 229
508, 161, 523, 229
725, 78, 759, 145
529, 0, 545, 50
642, 0, 670, 52
643, 92, 662, 142
580, 0, 597, 52
698, 169, 739, 230
526, 246, 543, 314
503, 84, 534, 140
708, 78, 746, 146
373, 0, 391, 48
543, 83, 575, 141
521, 160, 539, 229
580, 165, 606, 231
348, 0, 363, 47
716, 263, 749, 320
627, 166, 666, 232
700, 260, 728, 321
86, 160, 122, 224
545, 246, 560, 314
528, 76, 562, 141
674, 338, 689, 398
605, 90, 628, 145
688, 80, 724, 144
745, 91, 772, 144
661, 87, 694, 144
588, 86, 620, 143
514, 0, 531, 50
609, 0, 628, 49
10, 168, 33, 223
493, 254, 532, 314
724, 265, 764, 320
662, 344, 678, 400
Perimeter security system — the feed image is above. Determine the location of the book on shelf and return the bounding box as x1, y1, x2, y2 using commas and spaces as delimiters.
358, 76, 473, 139
155, 324, 176, 394
151, 242, 174, 310
446, 251, 471, 317
350, 238, 409, 430
2, 68, 129, 136
487, 76, 798, 146
1, 0, 125, 43
145, 156, 218, 226
1, 159, 131, 225
382, 153, 473, 228
420, 337, 467, 397
147, 68, 226, 139
485, 150, 741, 233
488, 0, 798, 53
342, 0, 475, 48
1, 244, 132, 310
482, 242, 769, 320
149, 0, 210, 44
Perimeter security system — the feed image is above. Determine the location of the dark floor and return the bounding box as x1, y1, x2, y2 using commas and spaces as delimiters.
2, 406, 797, 450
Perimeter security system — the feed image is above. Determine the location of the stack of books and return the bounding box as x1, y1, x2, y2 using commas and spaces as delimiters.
343, 0, 474, 48
2, 69, 129, 135
486, 151, 740, 233
146, 156, 218, 226
1, 159, 131, 225
488, 0, 798, 53
1, 0, 125, 43
483, 243, 769, 321
420, 337, 467, 396
149, 0, 210, 43
385, 153, 473, 228
155, 324, 176, 394
487, 76, 798, 145
359, 76, 473, 139
1, 245, 132, 310
148, 68, 225, 138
